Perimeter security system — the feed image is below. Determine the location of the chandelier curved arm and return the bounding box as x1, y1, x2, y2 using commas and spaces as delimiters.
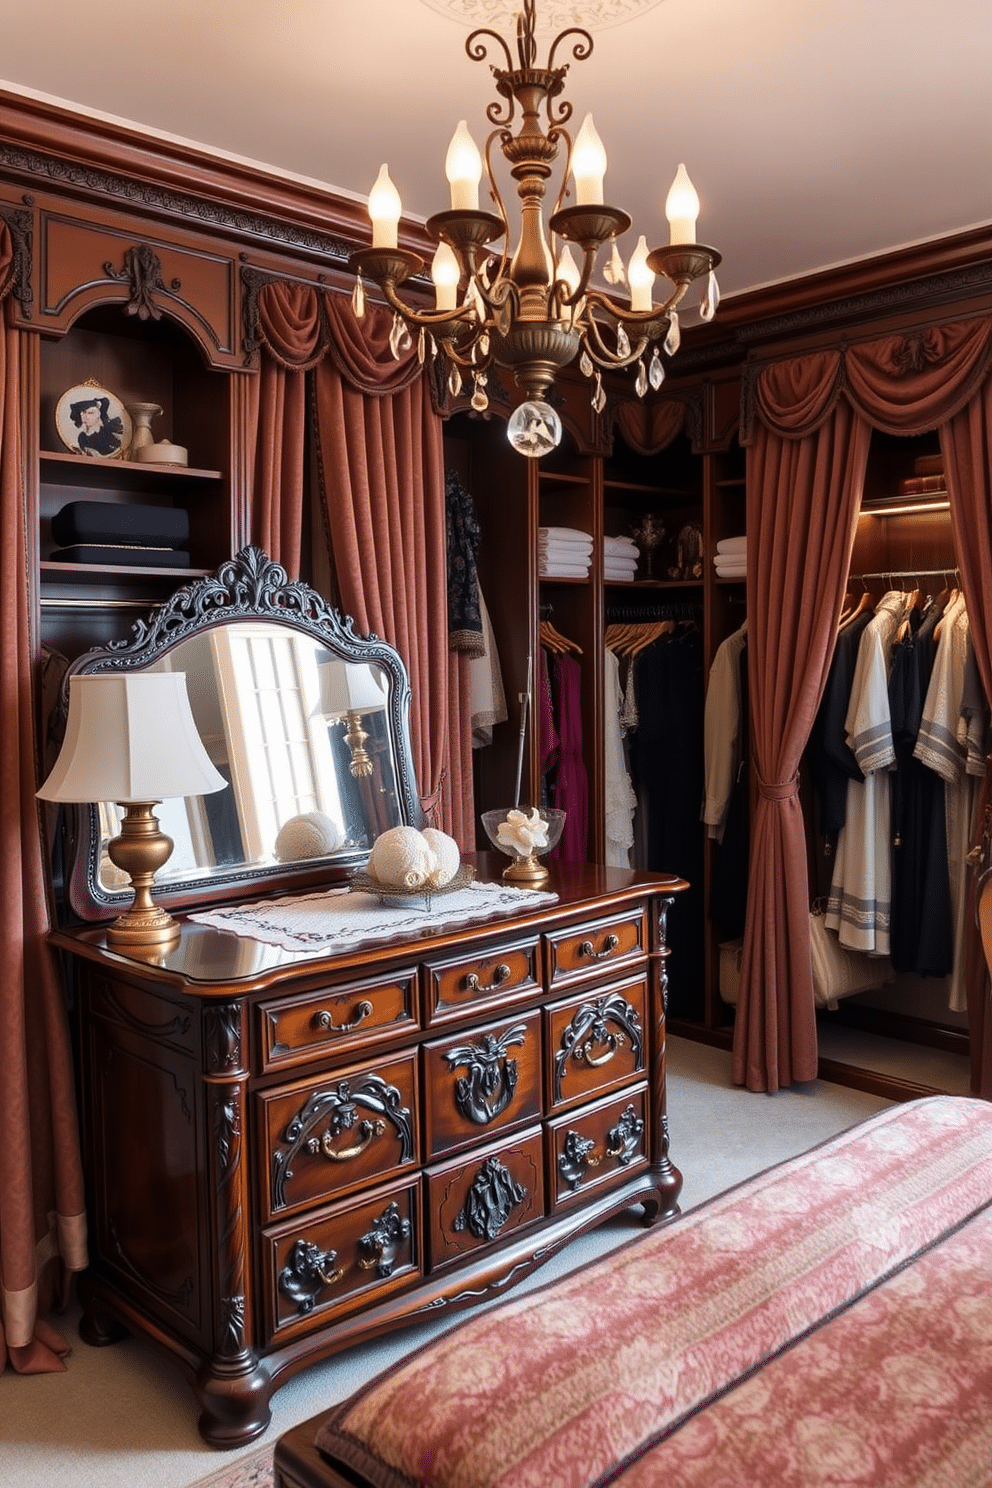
555, 240, 601, 309
580, 312, 652, 371
465, 26, 515, 76
482, 129, 514, 278
585, 280, 690, 334
548, 125, 573, 219
369, 276, 480, 335
546, 26, 593, 73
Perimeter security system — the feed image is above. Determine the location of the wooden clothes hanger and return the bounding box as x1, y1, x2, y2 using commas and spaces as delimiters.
540, 618, 582, 655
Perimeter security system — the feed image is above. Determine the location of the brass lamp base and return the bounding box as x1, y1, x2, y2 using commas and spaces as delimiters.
502, 852, 550, 887
105, 802, 181, 950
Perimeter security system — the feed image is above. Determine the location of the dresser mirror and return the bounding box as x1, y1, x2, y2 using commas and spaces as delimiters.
60, 546, 422, 922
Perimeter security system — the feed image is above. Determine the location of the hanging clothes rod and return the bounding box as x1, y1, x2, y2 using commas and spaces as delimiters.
604, 602, 703, 623
849, 568, 960, 584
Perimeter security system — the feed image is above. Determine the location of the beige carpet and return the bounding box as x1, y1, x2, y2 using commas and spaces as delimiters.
2, 1036, 902, 1488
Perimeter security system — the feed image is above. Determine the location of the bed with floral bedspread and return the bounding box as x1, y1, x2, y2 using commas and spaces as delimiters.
274, 1095, 992, 1488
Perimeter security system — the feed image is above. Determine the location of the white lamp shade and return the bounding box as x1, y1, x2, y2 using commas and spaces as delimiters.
38, 672, 227, 804
318, 662, 388, 717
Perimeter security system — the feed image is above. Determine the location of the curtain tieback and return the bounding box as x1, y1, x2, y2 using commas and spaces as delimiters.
757, 772, 800, 802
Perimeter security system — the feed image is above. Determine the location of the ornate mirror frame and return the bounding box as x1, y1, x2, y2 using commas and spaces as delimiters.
58, 546, 423, 922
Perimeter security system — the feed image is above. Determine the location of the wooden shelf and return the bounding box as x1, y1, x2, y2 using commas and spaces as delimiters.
40, 560, 210, 585
40, 450, 223, 487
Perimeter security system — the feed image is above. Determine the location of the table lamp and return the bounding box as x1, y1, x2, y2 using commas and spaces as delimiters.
318, 662, 388, 778
38, 671, 227, 950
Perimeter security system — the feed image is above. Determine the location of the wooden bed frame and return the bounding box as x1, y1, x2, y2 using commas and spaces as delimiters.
273, 1095, 992, 1488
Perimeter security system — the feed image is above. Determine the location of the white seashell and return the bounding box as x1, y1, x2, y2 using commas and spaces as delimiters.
421, 828, 461, 886
368, 825, 436, 889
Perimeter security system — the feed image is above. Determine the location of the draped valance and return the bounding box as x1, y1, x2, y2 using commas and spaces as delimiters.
613, 396, 689, 455
747, 317, 992, 440
252, 279, 425, 395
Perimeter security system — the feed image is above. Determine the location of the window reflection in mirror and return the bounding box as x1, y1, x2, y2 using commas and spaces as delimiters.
95, 624, 402, 893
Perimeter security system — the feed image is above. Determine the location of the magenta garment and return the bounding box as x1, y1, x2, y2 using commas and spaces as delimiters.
538, 647, 559, 782
550, 650, 588, 861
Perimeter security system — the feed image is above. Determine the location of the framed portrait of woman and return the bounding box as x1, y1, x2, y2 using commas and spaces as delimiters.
56, 382, 133, 459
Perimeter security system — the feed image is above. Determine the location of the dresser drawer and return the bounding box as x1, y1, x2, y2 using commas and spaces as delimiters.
423, 1010, 543, 1160
426, 1128, 545, 1272
425, 935, 541, 1023
262, 1178, 421, 1343
257, 968, 418, 1074
546, 974, 647, 1110
548, 1084, 649, 1208
259, 1051, 418, 1222
545, 908, 646, 988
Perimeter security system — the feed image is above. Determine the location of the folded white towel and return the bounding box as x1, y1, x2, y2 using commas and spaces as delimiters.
540, 542, 594, 562
604, 534, 640, 555
714, 563, 747, 578
539, 560, 591, 578
539, 526, 593, 546
715, 536, 747, 555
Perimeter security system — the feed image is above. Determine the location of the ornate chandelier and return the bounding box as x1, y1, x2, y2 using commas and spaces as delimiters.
349, 0, 721, 456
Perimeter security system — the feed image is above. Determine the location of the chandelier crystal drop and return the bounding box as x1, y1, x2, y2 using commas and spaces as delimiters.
349, 0, 721, 456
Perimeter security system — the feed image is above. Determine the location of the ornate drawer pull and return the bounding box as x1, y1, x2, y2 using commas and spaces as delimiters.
278, 1237, 345, 1314
465, 963, 512, 994
307, 1118, 386, 1163
558, 1106, 645, 1191
577, 932, 620, 961
558, 1130, 602, 1190
576, 1030, 625, 1068
311, 999, 374, 1035
356, 1201, 411, 1278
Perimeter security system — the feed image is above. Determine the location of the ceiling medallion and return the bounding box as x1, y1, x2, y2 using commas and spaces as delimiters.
353, 0, 719, 456
418, 0, 666, 30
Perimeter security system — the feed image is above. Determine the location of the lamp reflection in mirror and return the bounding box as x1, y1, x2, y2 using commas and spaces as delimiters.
319, 663, 388, 778
38, 672, 227, 949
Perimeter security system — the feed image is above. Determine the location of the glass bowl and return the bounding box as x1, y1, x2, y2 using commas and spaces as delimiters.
480, 806, 566, 885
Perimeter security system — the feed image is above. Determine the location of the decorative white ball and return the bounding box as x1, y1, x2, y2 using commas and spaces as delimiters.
275, 811, 345, 862
368, 825, 437, 889
422, 827, 461, 886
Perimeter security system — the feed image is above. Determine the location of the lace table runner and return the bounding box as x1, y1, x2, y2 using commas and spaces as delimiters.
188, 879, 558, 954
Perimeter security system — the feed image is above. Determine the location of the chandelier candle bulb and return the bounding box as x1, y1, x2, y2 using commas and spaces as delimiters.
368, 164, 402, 249
665, 163, 699, 245
445, 120, 483, 211
628, 235, 654, 311
571, 113, 607, 206
431, 241, 460, 310
556, 244, 582, 298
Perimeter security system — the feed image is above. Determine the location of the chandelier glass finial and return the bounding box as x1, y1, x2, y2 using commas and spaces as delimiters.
349, 0, 720, 456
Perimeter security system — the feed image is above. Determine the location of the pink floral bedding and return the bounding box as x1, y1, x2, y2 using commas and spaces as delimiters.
311, 1096, 992, 1488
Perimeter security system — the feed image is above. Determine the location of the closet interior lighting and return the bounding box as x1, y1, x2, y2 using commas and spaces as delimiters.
859, 498, 950, 517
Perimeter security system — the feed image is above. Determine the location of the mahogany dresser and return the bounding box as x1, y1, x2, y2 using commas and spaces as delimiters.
52, 857, 686, 1446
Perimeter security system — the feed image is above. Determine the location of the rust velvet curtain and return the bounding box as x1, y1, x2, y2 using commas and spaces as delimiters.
247, 281, 473, 846
315, 297, 473, 843
737, 370, 869, 1090
739, 317, 992, 1094
0, 224, 88, 1373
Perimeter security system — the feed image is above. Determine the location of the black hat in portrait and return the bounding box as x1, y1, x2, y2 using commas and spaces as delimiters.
69, 394, 125, 457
